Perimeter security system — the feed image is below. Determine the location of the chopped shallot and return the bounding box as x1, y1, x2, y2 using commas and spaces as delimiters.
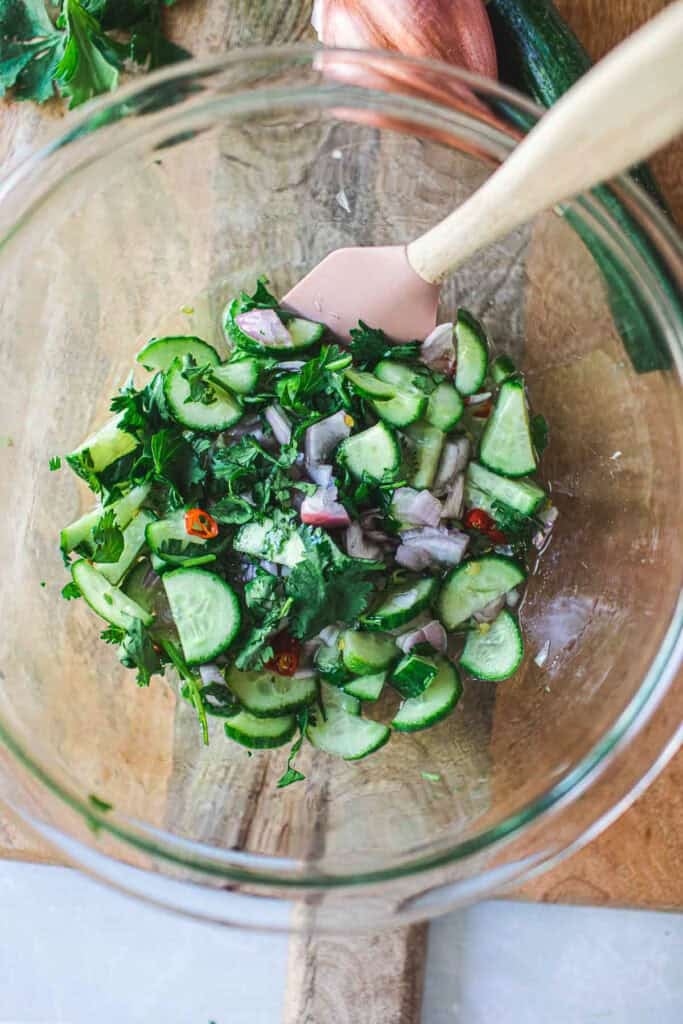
235, 308, 292, 347
421, 322, 455, 375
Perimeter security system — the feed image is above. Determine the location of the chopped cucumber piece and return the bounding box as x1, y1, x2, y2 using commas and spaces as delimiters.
372, 390, 427, 428
98, 510, 155, 586
226, 668, 316, 717
308, 683, 389, 760
480, 380, 537, 478
454, 309, 488, 396
71, 560, 153, 628
163, 568, 241, 665
60, 483, 151, 554
341, 630, 398, 674
392, 658, 462, 732
136, 336, 219, 372
66, 415, 138, 480
426, 382, 464, 431
225, 299, 323, 354
375, 360, 430, 390
344, 671, 386, 702
210, 357, 261, 395
234, 519, 305, 568
164, 358, 243, 432
338, 421, 400, 481
224, 711, 296, 749
315, 643, 350, 687
405, 422, 444, 489
392, 653, 438, 699
437, 556, 526, 630
320, 681, 361, 717
344, 368, 396, 400
145, 508, 223, 567
491, 354, 516, 385
460, 609, 524, 681
466, 462, 546, 517
362, 577, 436, 631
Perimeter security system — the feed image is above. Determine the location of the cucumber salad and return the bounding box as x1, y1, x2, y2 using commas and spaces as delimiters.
53, 278, 557, 787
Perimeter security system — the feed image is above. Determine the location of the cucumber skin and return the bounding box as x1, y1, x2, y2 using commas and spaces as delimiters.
437, 556, 526, 630
224, 713, 296, 749
392, 662, 463, 732
361, 578, 437, 632
391, 655, 438, 700
487, 0, 674, 373
479, 380, 537, 479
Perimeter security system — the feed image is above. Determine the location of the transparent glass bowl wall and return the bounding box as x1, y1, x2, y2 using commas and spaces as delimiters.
0, 49, 681, 931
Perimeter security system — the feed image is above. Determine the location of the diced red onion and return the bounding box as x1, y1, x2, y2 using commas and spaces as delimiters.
466, 391, 492, 406
473, 596, 505, 623
440, 474, 465, 520
423, 620, 448, 653
300, 484, 351, 527
345, 521, 382, 560
391, 487, 443, 527
199, 663, 225, 687
533, 504, 559, 550
259, 560, 279, 575
317, 624, 341, 647
305, 410, 351, 470
396, 527, 469, 570
307, 463, 334, 487
277, 360, 306, 371
395, 627, 425, 653
264, 404, 292, 446
421, 322, 456, 375
433, 438, 470, 494
235, 308, 292, 347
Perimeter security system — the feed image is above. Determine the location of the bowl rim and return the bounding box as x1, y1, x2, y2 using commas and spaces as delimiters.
1, 44, 681, 894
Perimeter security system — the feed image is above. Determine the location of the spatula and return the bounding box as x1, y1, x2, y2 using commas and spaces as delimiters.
283, 1, 683, 342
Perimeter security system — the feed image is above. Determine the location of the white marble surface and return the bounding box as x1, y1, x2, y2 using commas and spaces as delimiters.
0, 862, 681, 1023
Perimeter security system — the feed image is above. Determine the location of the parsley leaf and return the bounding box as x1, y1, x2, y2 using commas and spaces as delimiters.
285, 529, 381, 639
349, 320, 419, 368
276, 708, 309, 789
90, 508, 124, 563
181, 357, 217, 406
49, 455, 62, 471
61, 580, 81, 600
233, 275, 279, 316
0, 0, 65, 103
275, 344, 351, 418
55, 0, 119, 109
118, 618, 163, 688
100, 624, 126, 644
208, 494, 254, 526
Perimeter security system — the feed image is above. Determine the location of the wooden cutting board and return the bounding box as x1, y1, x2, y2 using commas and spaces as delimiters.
1, 2, 680, 1021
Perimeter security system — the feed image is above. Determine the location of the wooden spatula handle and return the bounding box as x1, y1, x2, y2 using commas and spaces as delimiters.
407, 0, 683, 285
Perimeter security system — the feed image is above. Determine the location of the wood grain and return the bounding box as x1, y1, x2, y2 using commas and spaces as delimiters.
0, 5, 680, 1024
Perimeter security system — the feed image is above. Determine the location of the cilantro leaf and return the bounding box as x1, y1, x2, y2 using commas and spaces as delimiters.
118, 618, 163, 688
233, 275, 279, 316
49, 455, 62, 471
285, 529, 381, 639
55, 0, 119, 109
61, 580, 81, 600
208, 494, 254, 526
349, 320, 419, 368
100, 624, 126, 644
181, 357, 217, 406
0, 0, 65, 103
276, 708, 309, 789
90, 507, 124, 563
275, 344, 351, 418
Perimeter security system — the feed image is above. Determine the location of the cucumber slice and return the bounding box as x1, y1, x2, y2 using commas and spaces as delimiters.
460, 609, 524, 681
136, 336, 219, 372
338, 421, 400, 482
491, 354, 516, 385
164, 359, 243, 432
344, 671, 386, 702
341, 630, 398, 674
392, 653, 438, 699
314, 643, 350, 687
437, 556, 526, 630
454, 309, 488, 396
405, 423, 445, 489
426, 382, 464, 431
145, 508, 221, 567
362, 577, 436, 631
479, 380, 537, 478
375, 360, 430, 390
466, 462, 546, 517
162, 568, 241, 665
320, 681, 361, 717
66, 415, 138, 479
71, 560, 153, 628
224, 710, 296, 749
60, 483, 151, 554
210, 357, 261, 395
225, 299, 323, 354
225, 668, 316, 717
372, 390, 427, 428
392, 658, 462, 732
344, 368, 396, 400
98, 510, 155, 586
308, 683, 389, 760
234, 519, 305, 568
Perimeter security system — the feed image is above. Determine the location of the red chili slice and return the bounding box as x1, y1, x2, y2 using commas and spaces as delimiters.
266, 633, 301, 677
184, 507, 219, 540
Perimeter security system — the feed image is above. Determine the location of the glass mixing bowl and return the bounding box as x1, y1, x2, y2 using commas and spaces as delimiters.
0, 48, 681, 932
